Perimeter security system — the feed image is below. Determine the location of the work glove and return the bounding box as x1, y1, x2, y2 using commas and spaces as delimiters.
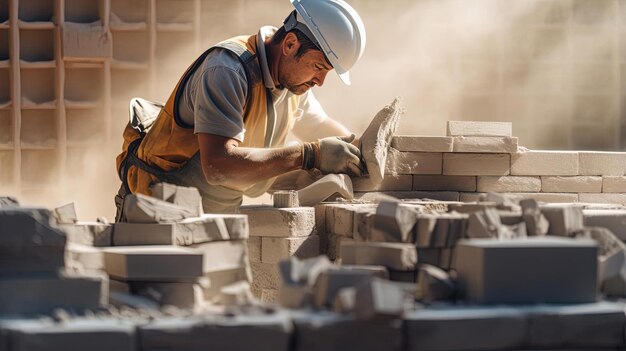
302, 135, 364, 177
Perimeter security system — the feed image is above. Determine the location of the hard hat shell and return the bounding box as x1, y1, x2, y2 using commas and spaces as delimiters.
290, 0, 366, 85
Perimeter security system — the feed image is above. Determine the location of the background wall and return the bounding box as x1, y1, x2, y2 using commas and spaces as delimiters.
1, 0, 625, 219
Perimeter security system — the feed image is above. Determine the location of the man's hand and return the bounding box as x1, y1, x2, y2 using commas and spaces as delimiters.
304, 135, 363, 176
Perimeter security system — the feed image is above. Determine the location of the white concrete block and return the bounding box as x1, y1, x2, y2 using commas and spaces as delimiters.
579, 152, 626, 176
385, 151, 442, 175
240, 206, 316, 237
340, 241, 417, 271
443, 153, 510, 176
583, 209, 626, 240
190, 240, 248, 273
511, 151, 579, 176
391, 136, 453, 152
412, 175, 476, 191
103, 246, 204, 281
447, 121, 512, 137
202, 267, 250, 300
352, 175, 413, 192
541, 176, 602, 193
579, 193, 626, 205
65, 243, 104, 272
325, 204, 356, 236
261, 236, 320, 264
59, 221, 112, 247
247, 237, 261, 262
603, 176, 626, 192
452, 136, 518, 153
477, 176, 541, 192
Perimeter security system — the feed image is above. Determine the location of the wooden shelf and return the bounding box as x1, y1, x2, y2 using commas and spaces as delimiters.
111, 21, 147, 32
21, 99, 57, 109
111, 59, 150, 70
20, 142, 57, 150
156, 22, 195, 32
18, 20, 55, 30
20, 60, 56, 69
0, 60, 9, 68
64, 100, 101, 109
0, 101, 11, 110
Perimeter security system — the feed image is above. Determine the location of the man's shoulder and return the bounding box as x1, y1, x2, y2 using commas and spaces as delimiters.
200, 47, 247, 76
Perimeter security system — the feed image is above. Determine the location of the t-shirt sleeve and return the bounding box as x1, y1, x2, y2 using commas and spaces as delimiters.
192, 65, 248, 142
290, 90, 330, 141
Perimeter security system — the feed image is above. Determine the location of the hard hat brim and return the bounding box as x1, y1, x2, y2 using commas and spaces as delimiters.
336, 70, 351, 85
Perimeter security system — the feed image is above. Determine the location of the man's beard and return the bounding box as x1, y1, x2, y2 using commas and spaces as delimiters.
278, 65, 311, 95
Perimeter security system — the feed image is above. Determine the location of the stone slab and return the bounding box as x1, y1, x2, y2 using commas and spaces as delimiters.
340, 241, 417, 271
579, 152, 626, 176
603, 176, 626, 193
541, 206, 585, 237
583, 210, 626, 240
202, 267, 250, 301
391, 136, 453, 152
352, 175, 413, 192
443, 153, 510, 176
103, 246, 204, 281
452, 136, 518, 153
65, 243, 104, 272
190, 240, 248, 273
0, 271, 107, 315
579, 193, 626, 206
454, 237, 598, 304
59, 221, 112, 247
261, 236, 320, 264
412, 175, 476, 192
325, 204, 357, 236
511, 151, 579, 176
542, 176, 603, 193
139, 311, 293, 351
123, 194, 193, 223
385, 151, 443, 175
404, 306, 527, 351
240, 206, 316, 237
446, 121, 512, 137
150, 182, 203, 216
477, 176, 541, 192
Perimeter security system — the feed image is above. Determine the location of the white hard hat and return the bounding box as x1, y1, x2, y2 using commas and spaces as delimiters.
285, 0, 366, 85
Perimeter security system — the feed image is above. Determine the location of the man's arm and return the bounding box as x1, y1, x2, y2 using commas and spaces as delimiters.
198, 133, 303, 189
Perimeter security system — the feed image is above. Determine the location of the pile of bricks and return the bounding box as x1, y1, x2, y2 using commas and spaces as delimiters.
356, 121, 626, 205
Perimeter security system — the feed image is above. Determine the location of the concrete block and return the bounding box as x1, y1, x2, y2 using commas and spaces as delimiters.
352, 175, 413, 191
341, 265, 389, 279
352, 207, 376, 241
103, 246, 204, 281
250, 262, 280, 295
62, 22, 112, 60
541, 205, 585, 236
340, 241, 417, 271
247, 237, 261, 262
371, 201, 419, 243
123, 194, 193, 223
579, 151, 626, 176
417, 248, 441, 266
59, 221, 112, 247
579, 193, 626, 205
447, 121, 512, 137
492, 192, 579, 203
150, 182, 203, 216
292, 311, 403, 351
454, 237, 598, 304
240, 206, 316, 237
466, 208, 506, 238
139, 311, 293, 351
1, 318, 135, 351
477, 176, 541, 192
385, 151, 442, 175
404, 306, 527, 351
526, 302, 626, 348
190, 240, 248, 273
542, 176, 602, 193
511, 151, 579, 176
603, 176, 626, 192
313, 269, 376, 308
279, 284, 313, 309
261, 288, 278, 303
53, 202, 77, 224
583, 209, 626, 240
202, 267, 250, 301
130, 281, 204, 308
326, 234, 352, 261
415, 216, 437, 248
574, 227, 626, 296
412, 175, 476, 191
0, 271, 107, 315
417, 264, 456, 301
391, 135, 453, 152
261, 236, 320, 264
443, 153, 510, 176
459, 192, 486, 202
273, 190, 299, 208
355, 191, 460, 202
218, 281, 256, 306
353, 278, 414, 320
325, 204, 356, 236
520, 199, 549, 236
65, 243, 104, 272
452, 136, 518, 153
278, 256, 334, 287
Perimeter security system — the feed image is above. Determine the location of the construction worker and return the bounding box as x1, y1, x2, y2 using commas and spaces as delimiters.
114, 0, 366, 219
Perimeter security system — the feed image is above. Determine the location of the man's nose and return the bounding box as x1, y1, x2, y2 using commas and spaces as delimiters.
313, 71, 328, 87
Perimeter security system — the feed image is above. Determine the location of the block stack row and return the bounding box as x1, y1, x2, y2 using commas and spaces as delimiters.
354, 121, 626, 205
241, 205, 320, 301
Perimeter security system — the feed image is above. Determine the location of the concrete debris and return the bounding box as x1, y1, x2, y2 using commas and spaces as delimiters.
0, 196, 19, 207
150, 183, 204, 217
332, 287, 356, 314
466, 208, 509, 239
371, 200, 419, 243
359, 98, 403, 186
353, 278, 414, 320
541, 205, 585, 237
313, 268, 377, 308
520, 199, 549, 236
454, 237, 598, 304
54, 203, 78, 224
417, 264, 457, 301
339, 241, 417, 271
123, 194, 194, 223
273, 190, 300, 208
218, 281, 257, 306
103, 246, 204, 281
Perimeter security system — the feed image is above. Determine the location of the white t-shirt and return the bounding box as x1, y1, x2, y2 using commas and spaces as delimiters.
177, 26, 329, 143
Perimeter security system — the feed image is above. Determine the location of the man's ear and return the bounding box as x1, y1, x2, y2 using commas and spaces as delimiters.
282, 32, 300, 56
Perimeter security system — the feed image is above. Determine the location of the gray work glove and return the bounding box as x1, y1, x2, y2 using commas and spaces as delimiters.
302, 135, 364, 177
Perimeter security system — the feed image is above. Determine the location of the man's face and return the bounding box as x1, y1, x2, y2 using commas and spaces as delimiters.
278, 33, 333, 95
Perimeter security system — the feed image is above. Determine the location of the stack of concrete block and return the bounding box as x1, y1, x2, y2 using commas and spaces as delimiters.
0, 206, 108, 315
352, 121, 626, 206
240, 205, 320, 301
108, 184, 252, 308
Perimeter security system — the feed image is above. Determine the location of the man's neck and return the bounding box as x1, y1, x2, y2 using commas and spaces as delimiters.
264, 38, 282, 89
